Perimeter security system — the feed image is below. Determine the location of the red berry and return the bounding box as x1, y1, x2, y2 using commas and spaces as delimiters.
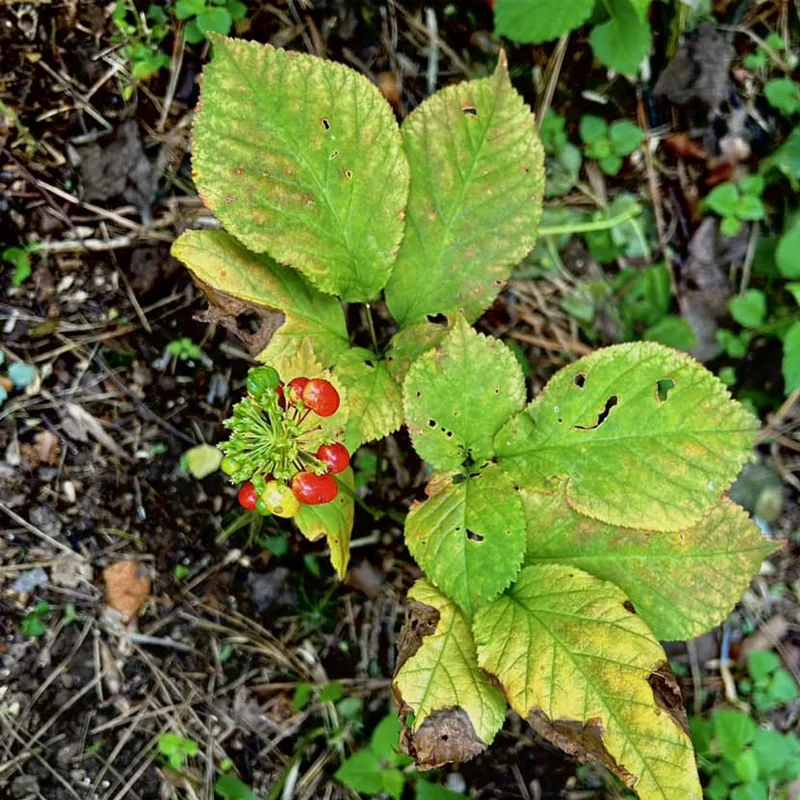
316, 443, 350, 474
291, 471, 338, 505
276, 383, 286, 410
238, 481, 258, 511
302, 379, 340, 417
287, 377, 309, 405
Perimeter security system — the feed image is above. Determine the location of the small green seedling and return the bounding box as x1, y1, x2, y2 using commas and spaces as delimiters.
579, 115, 644, 176
214, 774, 259, 799
692, 709, 800, 800
111, 1, 170, 97
175, 0, 248, 44
157, 733, 199, 771
765, 78, 800, 117
335, 713, 460, 800
740, 650, 799, 711
702, 176, 766, 237
743, 32, 796, 71
2, 244, 36, 287
167, 336, 206, 361
20, 600, 50, 638
493, 0, 653, 75
539, 111, 582, 197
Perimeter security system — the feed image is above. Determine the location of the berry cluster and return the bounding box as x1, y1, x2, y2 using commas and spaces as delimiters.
219, 366, 350, 518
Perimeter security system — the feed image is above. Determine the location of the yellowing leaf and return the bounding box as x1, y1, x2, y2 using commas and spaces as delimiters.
521, 488, 776, 640
385, 54, 545, 326
404, 317, 526, 472
192, 37, 409, 302
183, 444, 223, 479
385, 321, 449, 385
495, 342, 757, 532
171, 230, 349, 369
394, 580, 507, 769
405, 465, 525, 617
474, 564, 702, 800
334, 348, 403, 448
295, 468, 355, 579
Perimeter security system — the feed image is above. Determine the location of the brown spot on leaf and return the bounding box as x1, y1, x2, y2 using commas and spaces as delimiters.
648, 664, 690, 736
528, 710, 635, 790
394, 598, 441, 675
400, 707, 487, 770
224, 195, 236, 204
234, 166, 244, 176
623, 600, 636, 614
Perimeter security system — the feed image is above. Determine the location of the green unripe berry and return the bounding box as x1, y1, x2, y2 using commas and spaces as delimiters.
251, 473, 268, 495
220, 456, 238, 476
247, 366, 281, 396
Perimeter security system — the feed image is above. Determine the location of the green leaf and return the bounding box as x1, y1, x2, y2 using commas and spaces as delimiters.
764, 78, 800, 116
751, 728, 800, 777
764, 126, 800, 188
334, 751, 384, 795
171, 230, 349, 370
292, 682, 313, 710
713, 709, 755, 763
739, 174, 764, 197
736, 194, 766, 221
599, 154, 623, 175
704, 184, 740, 218
717, 328, 748, 359
227, 0, 248, 21
579, 115, 609, 145
721, 215, 744, 237
729, 290, 767, 329
493, 0, 595, 44
385, 321, 448, 385
196, 6, 232, 35
192, 36, 409, 302
370, 713, 402, 761
334, 348, 403, 448
183, 444, 224, 479
184, 18, 206, 43
295, 468, 355, 579
405, 466, 526, 617
2, 246, 33, 287
731, 784, 768, 800
776, 216, 800, 278
474, 564, 701, 800
747, 650, 780, 683
415, 781, 464, 800
783, 321, 800, 393
495, 342, 758, 531
522, 489, 775, 640
609, 120, 644, 156
734, 749, 760, 784
643, 315, 697, 351
175, 0, 206, 19
384, 54, 544, 326
590, 0, 652, 75
766, 669, 799, 704
214, 774, 259, 800
393, 581, 507, 769
403, 317, 526, 472
381, 770, 406, 800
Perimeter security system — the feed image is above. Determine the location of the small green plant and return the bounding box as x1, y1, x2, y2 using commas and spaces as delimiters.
539, 111, 582, 197
167, 336, 206, 361
2, 244, 36, 287
765, 78, 800, 117
175, 0, 247, 43
335, 713, 460, 800
702, 176, 766, 237
214, 774, 259, 800
157, 732, 199, 771
20, 600, 50, 638
171, 38, 776, 800
743, 32, 794, 71
740, 650, 799, 711
692, 709, 800, 800
579, 115, 644, 176
111, 1, 170, 98
493, 0, 654, 74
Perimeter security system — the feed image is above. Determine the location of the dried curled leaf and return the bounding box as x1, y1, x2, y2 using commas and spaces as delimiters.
393, 581, 507, 770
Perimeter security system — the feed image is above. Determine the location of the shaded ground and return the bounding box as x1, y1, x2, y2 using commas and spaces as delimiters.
1, 1, 799, 799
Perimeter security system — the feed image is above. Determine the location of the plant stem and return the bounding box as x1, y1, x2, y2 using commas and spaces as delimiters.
364, 303, 380, 353
335, 475, 405, 525
538, 205, 641, 238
